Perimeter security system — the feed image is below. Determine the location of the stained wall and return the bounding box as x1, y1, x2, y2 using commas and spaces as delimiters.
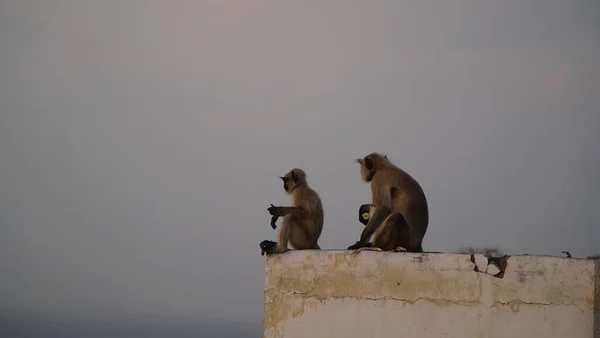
263, 251, 599, 338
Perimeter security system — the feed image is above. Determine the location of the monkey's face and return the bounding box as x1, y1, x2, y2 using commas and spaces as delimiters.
356, 153, 388, 182
280, 168, 306, 194
280, 176, 292, 193
356, 156, 376, 182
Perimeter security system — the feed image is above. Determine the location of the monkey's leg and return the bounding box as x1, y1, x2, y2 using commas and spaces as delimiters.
373, 213, 411, 252
289, 219, 321, 250
273, 214, 295, 253
405, 204, 429, 252
260, 215, 295, 255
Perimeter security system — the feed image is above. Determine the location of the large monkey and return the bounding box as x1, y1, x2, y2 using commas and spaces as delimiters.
260, 168, 324, 256
348, 153, 428, 253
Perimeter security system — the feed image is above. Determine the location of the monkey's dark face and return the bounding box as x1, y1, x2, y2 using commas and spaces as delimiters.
356, 153, 389, 182
280, 176, 291, 192
356, 156, 376, 182
280, 168, 306, 194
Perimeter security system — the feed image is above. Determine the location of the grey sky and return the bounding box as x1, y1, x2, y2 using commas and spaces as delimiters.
1, 0, 598, 333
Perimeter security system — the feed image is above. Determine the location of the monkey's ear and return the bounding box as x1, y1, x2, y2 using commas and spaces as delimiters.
365, 157, 373, 170
291, 170, 297, 182
279, 176, 286, 181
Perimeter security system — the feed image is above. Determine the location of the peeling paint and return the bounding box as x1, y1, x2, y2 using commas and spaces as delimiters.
471, 253, 509, 278
473, 254, 488, 272
263, 250, 598, 338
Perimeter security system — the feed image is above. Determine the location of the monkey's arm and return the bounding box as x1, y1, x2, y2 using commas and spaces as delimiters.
349, 188, 393, 249
360, 185, 396, 242
267, 205, 308, 217
267, 204, 308, 230
348, 205, 391, 250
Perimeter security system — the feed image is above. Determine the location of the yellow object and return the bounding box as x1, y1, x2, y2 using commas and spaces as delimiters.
361, 213, 370, 220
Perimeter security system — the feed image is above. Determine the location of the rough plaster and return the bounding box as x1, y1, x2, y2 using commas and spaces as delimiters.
263, 251, 599, 338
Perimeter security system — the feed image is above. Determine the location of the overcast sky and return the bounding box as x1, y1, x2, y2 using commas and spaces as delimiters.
1, 0, 598, 335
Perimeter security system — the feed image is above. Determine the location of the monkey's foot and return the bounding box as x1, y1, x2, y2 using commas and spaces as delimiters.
260, 240, 277, 256
351, 247, 383, 255
392, 246, 407, 252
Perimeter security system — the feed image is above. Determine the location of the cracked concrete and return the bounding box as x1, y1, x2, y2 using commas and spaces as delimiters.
263, 250, 599, 338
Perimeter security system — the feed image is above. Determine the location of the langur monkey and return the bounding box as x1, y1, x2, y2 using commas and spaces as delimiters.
355, 188, 414, 251
260, 168, 324, 255
348, 153, 429, 253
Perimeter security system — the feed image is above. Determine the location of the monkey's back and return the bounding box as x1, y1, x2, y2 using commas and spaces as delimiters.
291, 185, 324, 239
376, 166, 428, 226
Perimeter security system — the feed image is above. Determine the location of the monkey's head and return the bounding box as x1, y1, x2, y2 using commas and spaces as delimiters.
280, 168, 307, 194
355, 152, 389, 182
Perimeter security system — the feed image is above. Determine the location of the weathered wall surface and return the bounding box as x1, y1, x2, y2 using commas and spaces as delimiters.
595, 258, 599, 338
263, 251, 599, 338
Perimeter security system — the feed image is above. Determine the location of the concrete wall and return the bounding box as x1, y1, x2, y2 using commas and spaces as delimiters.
263, 251, 599, 338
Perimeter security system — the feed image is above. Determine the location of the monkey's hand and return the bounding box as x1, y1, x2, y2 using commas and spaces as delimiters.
267, 204, 281, 229
269, 215, 279, 229
267, 204, 286, 216
347, 241, 368, 250
260, 240, 277, 256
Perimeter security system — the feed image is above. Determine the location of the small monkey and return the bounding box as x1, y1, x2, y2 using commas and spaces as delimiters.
260, 168, 324, 256
358, 203, 373, 226
348, 153, 428, 253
